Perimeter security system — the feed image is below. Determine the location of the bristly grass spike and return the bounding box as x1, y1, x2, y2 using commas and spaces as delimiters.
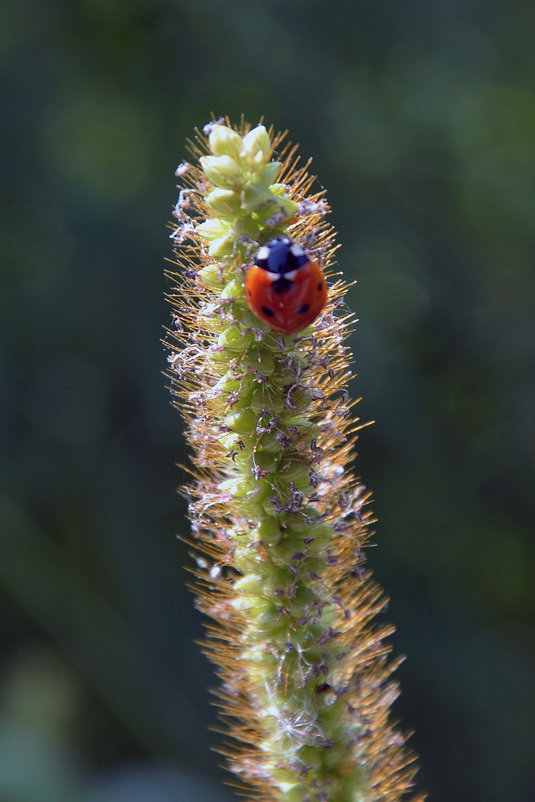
165, 117, 424, 802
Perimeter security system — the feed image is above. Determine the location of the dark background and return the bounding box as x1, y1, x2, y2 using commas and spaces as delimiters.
1, 1, 534, 800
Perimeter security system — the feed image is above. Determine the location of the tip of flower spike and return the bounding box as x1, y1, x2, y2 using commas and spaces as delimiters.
241, 126, 271, 163
203, 117, 226, 136
209, 125, 243, 159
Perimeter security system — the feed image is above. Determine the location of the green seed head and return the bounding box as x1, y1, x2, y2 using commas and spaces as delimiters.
166, 118, 423, 802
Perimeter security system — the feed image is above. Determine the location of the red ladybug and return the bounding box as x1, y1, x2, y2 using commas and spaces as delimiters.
244, 237, 327, 334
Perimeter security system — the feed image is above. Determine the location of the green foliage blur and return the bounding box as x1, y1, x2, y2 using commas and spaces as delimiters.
1, 1, 534, 800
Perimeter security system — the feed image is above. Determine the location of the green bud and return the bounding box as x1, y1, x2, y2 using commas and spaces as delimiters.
249, 391, 265, 415
220, 279, 244, 300
230, 217, 260, 239
247, 600, 279, 624
278, 197, 299, 218
283, 416, 314, 430
241, 126, 271, 162
220, 432, 244, 451
219, 476, 242, 494
262, 162, 282, 185
255, 196, 299, 226
299, 523, 332, 543
251, 479, 271, 503
267, 184, 298, 218
239, 308, 266, 329
198, 264, 223, 288
254, 450, 277, 471
319, 603, 338, 627
197, 219, 228, 242
219, 477, 256, 499
200, 155, 242, 189
279, 461, 311, 485
269, 182, 288, 196
231, 595, 253, 614
291, 389, 315, 413
208, 236, 234, 258
257, 432, 281, 453
218, 326, 254, 351
209, 125, 243, 159
262, 497, 281, 516
284, 511, 320, 535
242, 349, 275, 375
225, 409, 258, 433
275, 785, 301, 802
233, 573, 263, 595
215, 372, 242, 392
241, 182, 276, 212
255, 517, 282, 544
205, 188, 241, 217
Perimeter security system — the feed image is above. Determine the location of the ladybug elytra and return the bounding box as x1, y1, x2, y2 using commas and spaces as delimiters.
244, 237, 327, 334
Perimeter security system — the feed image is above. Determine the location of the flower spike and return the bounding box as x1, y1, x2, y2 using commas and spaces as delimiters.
165, 118, 424, 802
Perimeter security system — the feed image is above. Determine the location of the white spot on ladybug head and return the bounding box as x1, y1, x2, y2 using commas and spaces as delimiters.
290, 243, 305, 257
266, 269, 297, 281
257, 246, 270, 261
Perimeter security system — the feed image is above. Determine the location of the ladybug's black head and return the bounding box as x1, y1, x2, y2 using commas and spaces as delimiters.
255, 237, 308, 275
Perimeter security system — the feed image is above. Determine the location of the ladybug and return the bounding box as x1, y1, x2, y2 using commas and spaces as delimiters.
244, 237, 327, 334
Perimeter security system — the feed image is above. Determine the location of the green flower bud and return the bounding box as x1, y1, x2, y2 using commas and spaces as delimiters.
241, 125, 271, 162
220, 279, 244, 300
255, 517, 282, 544
243, 349, 276, 376
208, 236, 234, 258
209, 125, 243, 159
241, 182, 277, 212
230, 217, 260, 240
200, 155, 242, 189
257, 432, 281, 453
262, 162, 282, 185
219, 477, 256, 499
198, 263, 223, 288
218, 326, 254, 351
269, 182, 288, 196
205, 188, 242, 217
279, 461, 311, 485
262, 497, 281, 516
254, 450, 277, 471
233, 573, 263, 595
278, 197, 299, 218
197, 219, 228, 242
255, 196, 299, 226
250, 603, 281, 626
220, 432, 244, 451
225, 408, 258, 433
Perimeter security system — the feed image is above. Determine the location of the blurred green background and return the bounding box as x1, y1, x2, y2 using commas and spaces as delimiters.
1, 1, 534, 800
